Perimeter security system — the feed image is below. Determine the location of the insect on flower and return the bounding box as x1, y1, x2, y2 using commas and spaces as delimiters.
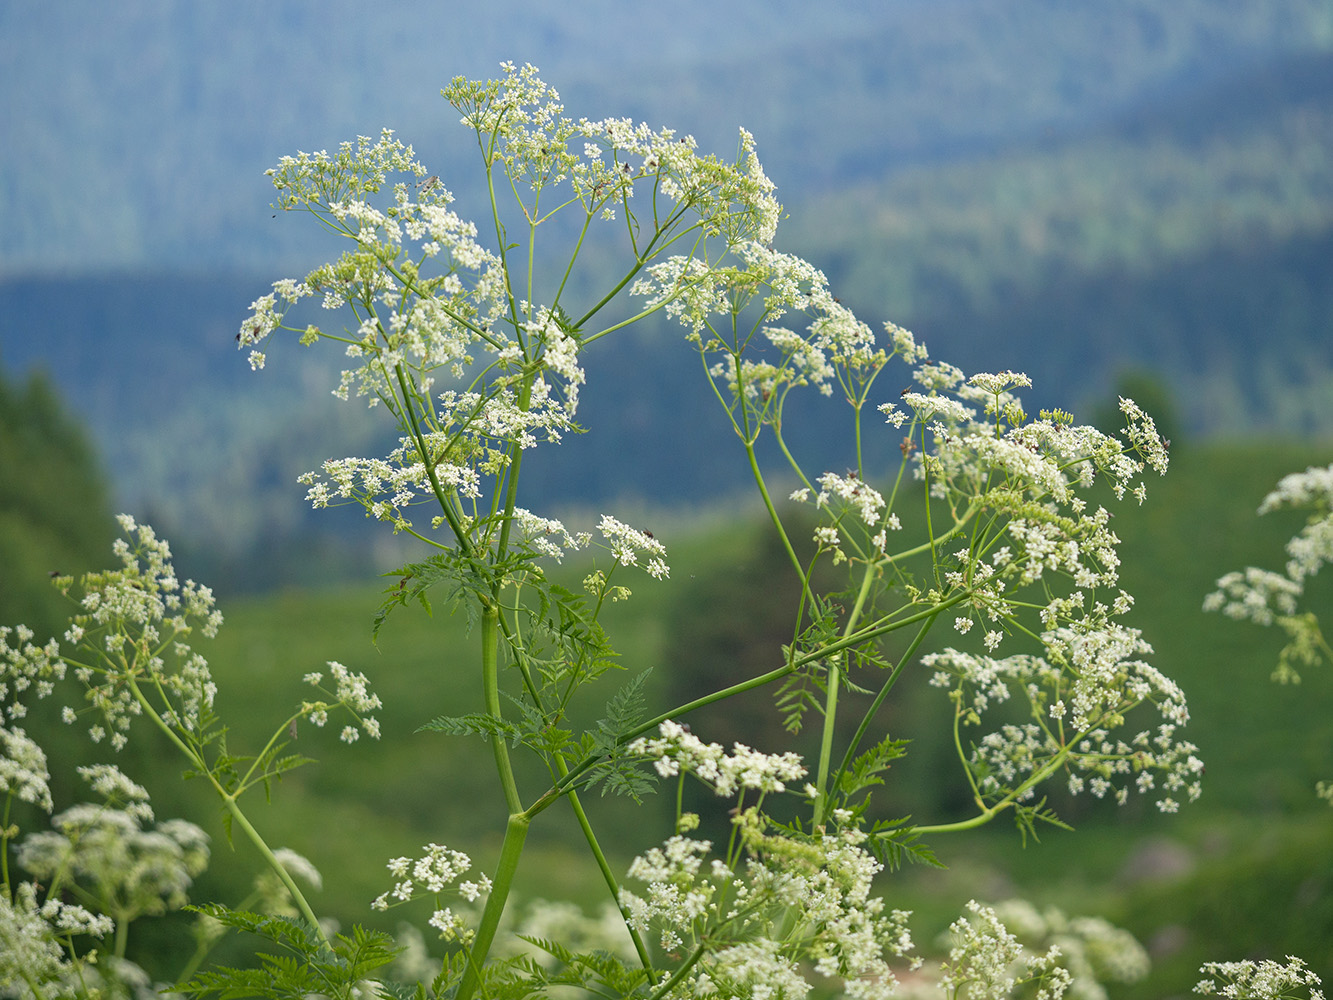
417, 175, 440, 196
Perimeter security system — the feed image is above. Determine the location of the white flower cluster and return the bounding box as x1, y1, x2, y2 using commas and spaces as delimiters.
937, 900, 1075, 1000
7, 517, 222, 750
986, 899, 1149, 1000
18, 777, 209, 922
371, 842, 492, 943
627, 720, 806, 796
247, 65, 788, 552
298, 444, 478, 530
510, 508, 592, 561
301, 661, 383, 743
619, 820, 916, 1000
813, 472, 886, 528
0, 623, 64, 727
924, 626, 1203, 813
791, 471, 903, 561
618, 834, 717, 951
0, 725, 52, 812
1205, 462, 1333, 682
449, 62, 778, 244
1195, 957, 1324, 1000
75, 763, 154, 821
598, 515, 670, 580
0, 881, 112, 990
646, 242, 925, 416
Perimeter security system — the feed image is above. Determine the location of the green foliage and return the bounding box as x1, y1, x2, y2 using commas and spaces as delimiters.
178, 905, 399, 1000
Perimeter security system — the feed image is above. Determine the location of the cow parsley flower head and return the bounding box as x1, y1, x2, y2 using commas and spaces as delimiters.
0, 725, 52, 812
924, 627, 1203, 814
1, 624, 65, 729
1205, 463, 1333, 683
372, 842, 490, 943
598, 515, 670, 580
628, 720, 806, 797
18, 796, 209, 922
1195, 957, 1324, 1000
303, 661, 382, 743
34, 519, 223, 749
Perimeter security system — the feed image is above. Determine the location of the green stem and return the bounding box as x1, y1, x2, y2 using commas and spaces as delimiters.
455, 812, 530, 1000
742, 438, 816, 604
220, 791, 327, 939
829, 612, 939, 798
557, 759, 657, 977
482, 605, 523, 816
125, 677, 329, 946
492, 374, 534, 560
647, 940, 709, 1000
812, 564, 878, 827
1, 795, 12, 892
17, 966, 47, 1000
393, 364, 474, 556
113, 907, 130, 958
913, 743, 1077, 835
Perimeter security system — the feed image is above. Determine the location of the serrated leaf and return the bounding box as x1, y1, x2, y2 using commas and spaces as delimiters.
595, 668, 652, 740
871, 821, 946, 872
839, 734, 910, 796
418, 712, 523, 746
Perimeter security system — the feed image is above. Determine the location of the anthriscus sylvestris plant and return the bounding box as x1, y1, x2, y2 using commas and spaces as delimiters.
1, 61, 1321, 1000
1206, 462, 1333, 806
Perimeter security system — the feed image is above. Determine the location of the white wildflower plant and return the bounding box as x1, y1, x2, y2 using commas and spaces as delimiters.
622, 722, 917, 1000
5, 61, 1315, 1000
1205, 462, 1333, 684
1205, 462, 1333, 808
897, 898, 1148, 1000
0, 520, 394, 996
1194, 957, 1325, 1000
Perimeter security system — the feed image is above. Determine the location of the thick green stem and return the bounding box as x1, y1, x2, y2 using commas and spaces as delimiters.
113, 912, 130, 958
481, 606, 523, 815
455, 812, 530, 1000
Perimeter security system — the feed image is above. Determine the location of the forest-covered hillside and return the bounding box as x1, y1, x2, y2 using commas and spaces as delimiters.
3, 1, 1332, 275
